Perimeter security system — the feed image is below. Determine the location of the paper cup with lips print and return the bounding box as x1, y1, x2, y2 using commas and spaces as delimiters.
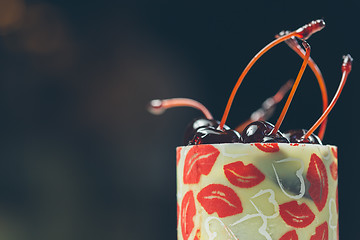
176, 143, 338, 240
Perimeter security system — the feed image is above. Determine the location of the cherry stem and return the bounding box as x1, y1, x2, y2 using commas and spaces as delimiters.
219, 19, 325, 130
148, 98, 213, 120
278, 33, 329, 140
235, 79, 293, 133
303, 54, 353, 140
272, 41, 311, 135
272, 79, 294, 104
295, 19, 325, 40
219, 32, 298, 129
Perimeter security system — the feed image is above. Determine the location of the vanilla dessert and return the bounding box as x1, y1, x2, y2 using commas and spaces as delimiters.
177, 143, 338, 240
148, 19, 351, 240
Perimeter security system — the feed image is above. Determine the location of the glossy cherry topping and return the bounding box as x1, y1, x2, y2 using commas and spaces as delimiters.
284, 129, 322, 144
241, 121, 289, 143
148, 20, 352, 147
189, 126, 241, 145
183, 118, 230, 145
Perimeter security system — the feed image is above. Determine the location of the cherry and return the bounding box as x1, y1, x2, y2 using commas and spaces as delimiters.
284, 129, 322, 144
147, 98, 238, 145
189, 126, 241, 145
183, 118, 231, 145
241, 121, 289, 143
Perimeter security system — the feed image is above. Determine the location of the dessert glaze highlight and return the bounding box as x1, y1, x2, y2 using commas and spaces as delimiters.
176, 143, 338, 240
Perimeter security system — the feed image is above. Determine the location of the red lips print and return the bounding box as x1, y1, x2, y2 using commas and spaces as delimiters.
183, 145, 220, 184
330, 161, 338, 180
310, 222, 328, 240
279, 201, 315, 228
279, 230, 298, 240
176, 147, 182, 166
194, 229, 200, 240
224, 161, 265, 188
197, 184, 243, 218
177, 203, 179, 227
181, 191, 196, 240
306, 153, 328, 211
331, 147, 338, 159
254, 143, 280, 152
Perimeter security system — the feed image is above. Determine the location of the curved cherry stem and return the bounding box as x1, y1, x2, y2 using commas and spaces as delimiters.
303, 54, 353, 140
235, 79, 293, 133
147, 98, 213, 120
295, 19, 325, 40
218, 32, 298, 129
272, 79, 294, 103
277, 33, 329, 140
218, 19, 325, 130
271, 41, 311, 136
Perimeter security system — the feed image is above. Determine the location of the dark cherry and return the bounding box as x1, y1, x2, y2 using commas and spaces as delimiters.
241, 121, 289, 143
183, 118, 230, 145
284, 129, 322, 144
188, 126, 241, 145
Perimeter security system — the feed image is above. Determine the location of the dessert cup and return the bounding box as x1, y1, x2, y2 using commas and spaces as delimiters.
176, 143, 338, 240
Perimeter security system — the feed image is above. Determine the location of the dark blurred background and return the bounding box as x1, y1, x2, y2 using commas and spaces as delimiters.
0, 0, 358, 239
